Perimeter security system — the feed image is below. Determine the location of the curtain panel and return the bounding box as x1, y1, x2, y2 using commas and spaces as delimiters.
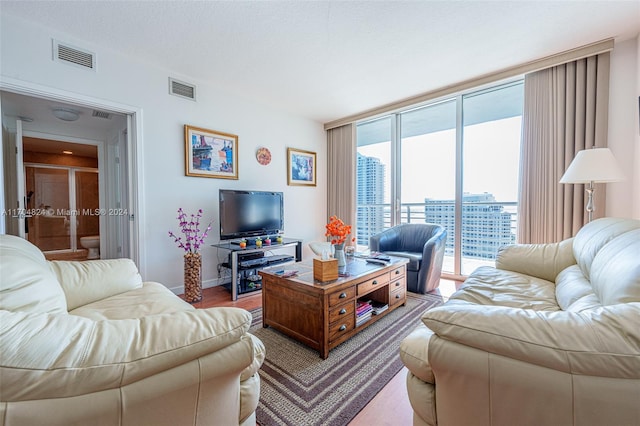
326, 124, 356, 243
518, 52, 610, 243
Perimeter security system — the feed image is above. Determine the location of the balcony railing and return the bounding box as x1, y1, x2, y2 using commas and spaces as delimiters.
356, 201, 518, 274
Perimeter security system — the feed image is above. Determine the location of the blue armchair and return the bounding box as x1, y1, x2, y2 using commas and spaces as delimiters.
369, 223, 447, 294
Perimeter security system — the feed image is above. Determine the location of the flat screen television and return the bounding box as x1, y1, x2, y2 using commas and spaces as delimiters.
219, 189, 284, 240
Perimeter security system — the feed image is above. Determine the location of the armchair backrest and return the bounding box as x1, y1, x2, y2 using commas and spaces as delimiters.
371, 223, 444, 253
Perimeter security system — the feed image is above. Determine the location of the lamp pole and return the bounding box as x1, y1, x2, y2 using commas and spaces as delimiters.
585, 181, 594, 222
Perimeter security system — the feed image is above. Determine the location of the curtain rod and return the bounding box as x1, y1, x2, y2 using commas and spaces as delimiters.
324, 38, 614, 131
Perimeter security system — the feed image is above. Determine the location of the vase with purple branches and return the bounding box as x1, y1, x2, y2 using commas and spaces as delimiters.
168, 208, 212, 303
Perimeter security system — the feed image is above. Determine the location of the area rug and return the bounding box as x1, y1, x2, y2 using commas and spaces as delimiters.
249, 292, 443, 426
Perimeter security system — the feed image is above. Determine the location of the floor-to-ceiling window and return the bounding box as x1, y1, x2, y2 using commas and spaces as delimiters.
356, 80, 523, 277
356, 117, 392, 246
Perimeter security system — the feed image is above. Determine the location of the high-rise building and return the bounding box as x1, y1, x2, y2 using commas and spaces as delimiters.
356, 153, 386, 245
424, 192, 516, 259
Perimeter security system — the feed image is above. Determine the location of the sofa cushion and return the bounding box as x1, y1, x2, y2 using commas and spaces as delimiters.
382, 251, 421, 271
590, 228, 640, 305
422, 302, 640, 378
0, 235, 67, 314
449, 266, 560, 311
572, 217, 640, 282
70, 282, 193, 320
50, 259, 143, 310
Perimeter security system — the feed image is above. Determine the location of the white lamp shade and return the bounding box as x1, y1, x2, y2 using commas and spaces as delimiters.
559, 148, 624, 184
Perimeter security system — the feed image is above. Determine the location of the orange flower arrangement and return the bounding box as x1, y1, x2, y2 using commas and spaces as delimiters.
325, 215, 354, 245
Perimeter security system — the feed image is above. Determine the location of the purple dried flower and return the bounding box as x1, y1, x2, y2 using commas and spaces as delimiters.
168, 208, 213, 253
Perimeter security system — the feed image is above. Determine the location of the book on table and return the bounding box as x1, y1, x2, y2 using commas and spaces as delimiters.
371, 301, 388, 315
356, 311, 372, 327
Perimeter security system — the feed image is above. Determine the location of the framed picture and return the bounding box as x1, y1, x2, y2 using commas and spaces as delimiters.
287, 148, 316, 186
184, 125, 238, 179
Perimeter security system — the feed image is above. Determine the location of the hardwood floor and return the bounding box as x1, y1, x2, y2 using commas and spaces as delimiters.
183, 280, 461, 425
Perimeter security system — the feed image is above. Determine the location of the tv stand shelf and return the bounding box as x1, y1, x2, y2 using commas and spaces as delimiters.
212, 238, 302, 300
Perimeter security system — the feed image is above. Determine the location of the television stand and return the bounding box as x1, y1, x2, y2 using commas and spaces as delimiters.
212, 238, 302, 300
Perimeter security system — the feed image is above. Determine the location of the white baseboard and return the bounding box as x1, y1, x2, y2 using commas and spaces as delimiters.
169, 277, 229, 295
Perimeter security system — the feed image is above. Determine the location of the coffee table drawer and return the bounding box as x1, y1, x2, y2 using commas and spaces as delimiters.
391, 265, 405, 279
329, 300, 355, 324
357, 273, 390, 295
390, 277, 404, 292
329, 286, 356, 307
329, 315, 355, 342
390, 285, 406, 307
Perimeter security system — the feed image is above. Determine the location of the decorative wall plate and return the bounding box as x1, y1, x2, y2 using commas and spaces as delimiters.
256, 147, 272, 165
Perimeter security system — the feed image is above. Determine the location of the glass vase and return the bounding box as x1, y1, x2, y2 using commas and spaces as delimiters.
334, 243, 347, 268
184, 252, 202, 303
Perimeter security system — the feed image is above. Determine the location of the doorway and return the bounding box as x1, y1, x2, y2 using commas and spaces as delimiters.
1, 88, 141, 266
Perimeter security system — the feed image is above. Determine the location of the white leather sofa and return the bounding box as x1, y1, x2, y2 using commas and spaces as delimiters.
0, 234, 264, 426
400, 217, 640, 426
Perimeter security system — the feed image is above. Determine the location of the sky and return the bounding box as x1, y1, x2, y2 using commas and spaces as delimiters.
358, 116, 522, 204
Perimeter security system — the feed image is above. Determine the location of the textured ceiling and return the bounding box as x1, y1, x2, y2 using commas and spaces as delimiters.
1, 1, 639, 123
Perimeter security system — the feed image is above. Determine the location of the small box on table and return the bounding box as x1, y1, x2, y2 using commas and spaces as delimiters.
313, 257, 338, 282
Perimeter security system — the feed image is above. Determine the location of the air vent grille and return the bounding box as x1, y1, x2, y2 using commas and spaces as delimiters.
53, 40, 95, 70
169, 78, 196, 101
92, 110, 111, 119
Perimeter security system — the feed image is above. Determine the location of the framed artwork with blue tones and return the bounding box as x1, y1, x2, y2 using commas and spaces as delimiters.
287, 148, 316, 186
184, 125, 238, 179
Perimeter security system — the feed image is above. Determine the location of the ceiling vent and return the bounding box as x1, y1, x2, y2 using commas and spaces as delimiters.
52, 39, 96, 71
92, 110, 112, 119
169, 77, 196, 101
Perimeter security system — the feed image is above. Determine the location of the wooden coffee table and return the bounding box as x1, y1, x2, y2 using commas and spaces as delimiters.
260, 256, 408, 359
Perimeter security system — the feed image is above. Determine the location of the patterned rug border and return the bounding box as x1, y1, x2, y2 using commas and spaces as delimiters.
249, 292, 443, 426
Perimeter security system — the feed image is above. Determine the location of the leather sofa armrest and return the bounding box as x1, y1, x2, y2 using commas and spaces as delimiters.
422, 303, 640, 379
0, 307, 257, 401
495, 238, 575, 283
400, 322, 436, 384
49, 259, 143, 310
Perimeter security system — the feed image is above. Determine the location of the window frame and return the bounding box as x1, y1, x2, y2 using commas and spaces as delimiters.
356, 79, 523, 278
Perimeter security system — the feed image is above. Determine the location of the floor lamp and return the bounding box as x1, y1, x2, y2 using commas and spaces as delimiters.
560, 148, 624, 222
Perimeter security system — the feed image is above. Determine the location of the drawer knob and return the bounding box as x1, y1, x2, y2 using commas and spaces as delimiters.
339, 308, 346, 315
396, 294, 401, 299
372, 280, 378, 285
395, 282, 400, 287
395, 270, 400, 275
339, 292, 347, 299
339, 324, 346, 331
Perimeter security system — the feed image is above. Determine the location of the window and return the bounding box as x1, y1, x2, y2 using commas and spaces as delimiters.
356, 117, 392, 246
356, 81, 523, 276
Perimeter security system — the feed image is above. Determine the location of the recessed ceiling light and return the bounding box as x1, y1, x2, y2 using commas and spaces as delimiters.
62, 150, 73, 155
52, 107, 80, 122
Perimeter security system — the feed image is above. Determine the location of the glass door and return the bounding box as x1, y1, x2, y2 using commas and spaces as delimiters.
356, 116, 393, 248
25, 166, 71, 251
400, 100, 457, 273
460, 83, 522, 275
25, 165, 99, 254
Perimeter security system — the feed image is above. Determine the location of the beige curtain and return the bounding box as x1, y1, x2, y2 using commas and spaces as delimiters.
518, 53, 610, 243
327, 124, 356, 243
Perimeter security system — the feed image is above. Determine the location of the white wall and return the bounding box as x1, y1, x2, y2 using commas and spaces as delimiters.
607, 37, 639, 219
633, 34, 640, 219
0, 14, 327, 290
